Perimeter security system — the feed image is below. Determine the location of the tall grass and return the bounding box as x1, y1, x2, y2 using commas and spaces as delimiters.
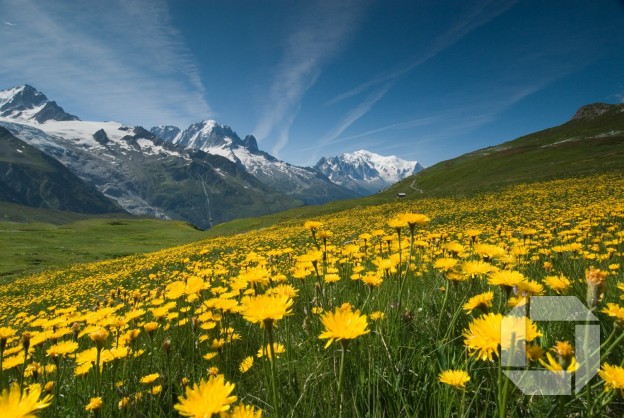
0, 173, 623, 417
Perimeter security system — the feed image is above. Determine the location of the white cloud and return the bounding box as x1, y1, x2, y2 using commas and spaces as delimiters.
0, 0, 210, 127
253, 0, 369, 151
318, 83, 393, 146
324, 1, 519, 106
307, 0, 519, 161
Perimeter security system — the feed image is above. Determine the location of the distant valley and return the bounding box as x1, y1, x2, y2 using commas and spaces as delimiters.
0, 85, 421, 228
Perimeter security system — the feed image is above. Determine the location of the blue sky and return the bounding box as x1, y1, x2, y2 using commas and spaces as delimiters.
1, 0, 623, 167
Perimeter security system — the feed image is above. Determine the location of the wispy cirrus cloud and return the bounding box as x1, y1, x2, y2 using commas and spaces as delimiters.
250, 0, 370, 156
318, 82, 394, 146
326, 0, 519, 107
312, 0, 520, 156
0, 0, 210, 127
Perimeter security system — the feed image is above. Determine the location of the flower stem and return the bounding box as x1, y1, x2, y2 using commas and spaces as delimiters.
0, 347, 4, 385
600, 330, 624, 363
337, 340, 347, 417
95, 347, 102, 396
397, 230, 414, 316
19, 347, 28, 389
266, 323, 280, 417
498, 354, 510, 418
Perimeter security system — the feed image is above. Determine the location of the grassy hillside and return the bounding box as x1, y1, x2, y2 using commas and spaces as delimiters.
0, 127, 123, 213
1, 173, 623, 417
2, 103, 623, 278
0, 203, 205, 279
384, 103, 624, 198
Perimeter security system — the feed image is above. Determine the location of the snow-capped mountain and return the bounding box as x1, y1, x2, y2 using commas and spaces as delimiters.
0, 84, 79, 123
150, 121, 358, 204
0, 84, 414, 227
315, 150, 425, 195
149, 125, 181, 142
0, 126, 122, 214
0, 85, 301, 228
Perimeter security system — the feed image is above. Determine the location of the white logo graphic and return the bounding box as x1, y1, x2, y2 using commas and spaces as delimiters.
501, 296, 600, 395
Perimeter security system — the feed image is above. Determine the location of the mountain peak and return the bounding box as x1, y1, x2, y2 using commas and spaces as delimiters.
168, 120, 241, 151
150, 125, 181, 142
315, 149, 424, 196
243, 135, 259, 152
0, 84, 79, 123
571, 102, 624, 121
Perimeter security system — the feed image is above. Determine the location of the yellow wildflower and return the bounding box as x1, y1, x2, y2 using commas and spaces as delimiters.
0, 383, 52, 417
318, 307, 369, 349
438, 369, 470, 389
174, 375, 237, 417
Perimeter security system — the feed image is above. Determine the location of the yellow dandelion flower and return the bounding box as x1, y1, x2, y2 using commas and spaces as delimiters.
602, 303, 624, 325
543, 274, 571, 294
44, 381, 54, 394
586, 266, 607, 308
463, 313, 503, 361
46, 340, 78, 359
463, 292, 494, 314
443, 241, 466, 257
143, 321, 159, 334
324, 273, 341, 284
304, 221, 322, 233
240, 294, 293, 327
0, 326, 15, 347
586, 266, 607, 286
526, 343, 544, 362
0, 383, 53, 417
361, 272, 384, 288
89, 328, 109, 348
2, 354, 25, 371
465, 228, 482, 241
370, 311, 385, 321
500, 315, 541, 351
85, 396, 103, 412
229, 403, 263, 418
318, 307, 369, 349
211, 338, 225, 350
438, 369, 470, 389
140, 373, 160, 385
74, 362, 92, 376
507, 296, 528, 308
266, 284, 298, 299
488, 270, 526, 290
516, 280, 544, 296
398, 212, 430, 232
552, 341, 574, 360
599, 363, 624, 395
539, 352, 579, 373
387, 216, 407, 231
473, 243, 507, 261
256, 343, 285, 360
460, 260, 494, 279
239, 356, 254, 373
174, 375, 237, 417
118, 396, 129, 410
433, 257, 459, 272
